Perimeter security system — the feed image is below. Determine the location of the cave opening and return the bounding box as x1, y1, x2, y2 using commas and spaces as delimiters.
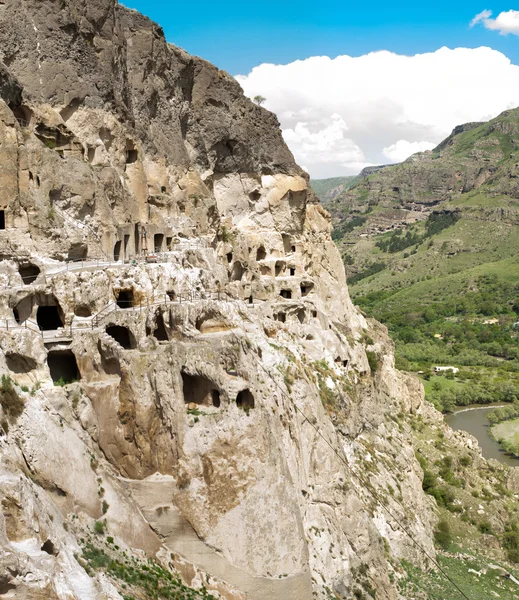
113, 240, 122, 261
37, 306, 63, 331
256, 246, 266, 261
154, 233, 164, 253
166, 236, 172, 250
182, 372, 221, 407
74, 305, 92, 317
153, 312, 168, 341
116, 289, 134, 309
126, 141, 138, 164
68, 243, 87, 262
226, 252, 233, 264
134, 223, 140, 255
280, 289, 292, 299
47, 350, 80, 385
5, 353, 38, 373
124, 234, 130, 259
19, 263, 40, 284
289, 267, 296, 276
0, 210, 5, 230
41, 540, 57, 556
106, 325, 136, 349
275, 262, 284, 277
301, 283, 314, 297
297, 309, 305, 324
236, 389, 255, 410
231, 261, 244, 281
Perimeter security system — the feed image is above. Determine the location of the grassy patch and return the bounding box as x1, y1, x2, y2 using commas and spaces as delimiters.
80, 540, 214, 599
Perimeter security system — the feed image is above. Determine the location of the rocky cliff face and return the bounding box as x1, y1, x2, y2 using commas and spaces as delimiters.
0, 2, 445, 599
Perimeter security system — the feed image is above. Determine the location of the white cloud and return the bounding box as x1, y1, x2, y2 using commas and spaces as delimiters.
235, 47, 519, 178
281, 114, 371, 175
471, 9, 519, 35
470, 10, 493, 27
383, 140, 436, 163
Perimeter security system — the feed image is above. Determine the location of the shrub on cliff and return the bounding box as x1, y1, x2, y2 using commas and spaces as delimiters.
0, 374, 24, 421
434, 519, 453, 550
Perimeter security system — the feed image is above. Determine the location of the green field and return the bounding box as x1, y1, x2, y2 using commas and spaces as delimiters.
492, 418, 519, 446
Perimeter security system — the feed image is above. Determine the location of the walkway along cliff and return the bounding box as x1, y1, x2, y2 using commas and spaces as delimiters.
0, 1, 500, 599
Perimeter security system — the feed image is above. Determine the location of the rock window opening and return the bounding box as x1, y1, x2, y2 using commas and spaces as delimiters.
106, 325, 136, 349
19, 263, 40, 284
182, 372, 221, 407
280, 289, 292, 299
113, 240, 122, 261
312, 310, 317, 318
297, 309, 305, 324
154, 233, 164, 253
36, 175, 40, 186
116, 289, 134, 309
166, 237, 172, 250
226, 252, 233, 264
153, 312, 168, 341
47, 350, 80, 385
282, 234, 291, 254
249, 190, 261, 201
277, 312, 286, 323
5, 353, 37, 374
161, 186, 167, 193
300, 283, 314, 297
87, 147, 95, 163
291, 245, 296, 253
256, 246, 266, 261
248, 296, 253, 305
0, 210, 5, 230
37, 306, 63, 331
343, 360, 349, 368
275, 262, 283, 277
124, 234, 130, 258
260, 265, 271, 276
289, 268, 295, 276
236, 389, 255, 410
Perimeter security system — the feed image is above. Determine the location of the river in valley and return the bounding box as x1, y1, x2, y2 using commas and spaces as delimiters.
445, 406, 519, 467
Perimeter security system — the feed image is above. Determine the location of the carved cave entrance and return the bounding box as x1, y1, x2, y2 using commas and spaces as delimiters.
19, 263, 40, 284
37, 306, 64, 331
236, 389, 255, 410
47, 350, 80, 384
116, 289, 134, 309
182, 373, 221, 407
106, 325, 136, 349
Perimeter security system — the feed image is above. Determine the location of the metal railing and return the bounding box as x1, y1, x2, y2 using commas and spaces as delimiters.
91, 290, 232, 328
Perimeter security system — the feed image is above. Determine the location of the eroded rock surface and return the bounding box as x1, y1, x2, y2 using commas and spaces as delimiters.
0, 1, 445, 599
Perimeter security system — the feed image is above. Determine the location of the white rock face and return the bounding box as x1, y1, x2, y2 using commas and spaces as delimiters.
0, 2, 439, 598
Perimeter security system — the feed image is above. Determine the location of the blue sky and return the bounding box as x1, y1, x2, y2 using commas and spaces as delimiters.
121, 1, 519, 177
122, 1, 519, 74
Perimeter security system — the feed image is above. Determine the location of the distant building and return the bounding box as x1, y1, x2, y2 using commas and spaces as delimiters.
434, 366, 459, 374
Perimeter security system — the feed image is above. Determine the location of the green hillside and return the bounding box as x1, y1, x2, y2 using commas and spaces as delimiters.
310, 175, 358, 203
321, 107, 519, 412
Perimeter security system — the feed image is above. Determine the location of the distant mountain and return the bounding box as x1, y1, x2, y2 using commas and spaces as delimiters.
310, 175, 359, 203
326, 107, 519, 409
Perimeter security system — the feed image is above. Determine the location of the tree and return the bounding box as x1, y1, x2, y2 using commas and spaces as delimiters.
253, 95, 266, 106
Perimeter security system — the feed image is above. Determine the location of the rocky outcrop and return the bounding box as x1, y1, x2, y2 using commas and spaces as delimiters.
0, 1, 444, 599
